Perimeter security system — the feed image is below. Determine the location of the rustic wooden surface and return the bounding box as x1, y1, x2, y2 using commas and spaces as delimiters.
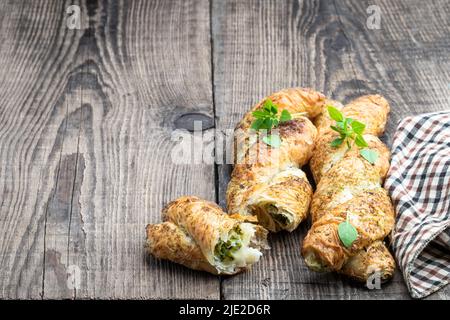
0, 0, 448, 299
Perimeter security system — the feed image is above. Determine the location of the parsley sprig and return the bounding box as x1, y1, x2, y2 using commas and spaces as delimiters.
251, 99, 304, 148
327, 106, 378, 164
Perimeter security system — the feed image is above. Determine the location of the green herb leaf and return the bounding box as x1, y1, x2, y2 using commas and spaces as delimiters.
263, 99, 277, 115
250, 99, 296, 133
327, 108, 373, 154
330, 137, 344, 147
351, 120, 366, 134
262, 118, 274, 130
252, 110, 267, 119
251, 118, 264, 130
327, 106, 343, 122
360, 148, 378, 164
354, 134, 368, 148
271, 105, 278, 114
262, 134, 282, 148
338, 218, 358, 248
343, 118, 349, 131
330, 125, 344, 134
280, 109, 292, 122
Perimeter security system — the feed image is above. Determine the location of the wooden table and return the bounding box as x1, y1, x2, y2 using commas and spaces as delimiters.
0, 0, 449, 300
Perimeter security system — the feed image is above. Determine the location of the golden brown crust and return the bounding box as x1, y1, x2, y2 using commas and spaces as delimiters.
227, 118, 317, 216
227, 88, 324, 232
310, 157, 389, 222
342, 95, 390, 136
310, 131, 390, 184
162, 196, 236, 254
302, 95, 396, 281
340, 241, 395, 281
146, 196, 269, 275
247, 169, 313, 232
303, 185, 395, 270
146, 222, 218, 274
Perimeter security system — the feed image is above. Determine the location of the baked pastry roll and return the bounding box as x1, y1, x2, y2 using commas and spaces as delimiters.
227, 88, 326, 232
302, 95, 396, 281
146, 196, 269, 275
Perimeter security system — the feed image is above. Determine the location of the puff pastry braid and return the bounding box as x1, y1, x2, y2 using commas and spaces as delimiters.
302, 95, 396, 281
226, 88, 327, 232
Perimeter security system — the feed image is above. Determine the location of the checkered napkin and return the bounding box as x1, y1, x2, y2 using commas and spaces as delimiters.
385, 111, 450, 299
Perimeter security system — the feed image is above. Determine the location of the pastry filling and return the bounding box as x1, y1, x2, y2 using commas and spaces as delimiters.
266, 204, 292, 227
214, 223, 263, 271
214, 226, 243, 263
251, 202, 293, 231
304, 251, 331, 272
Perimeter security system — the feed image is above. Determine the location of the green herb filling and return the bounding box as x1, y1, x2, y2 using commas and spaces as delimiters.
214, 226, 244, 263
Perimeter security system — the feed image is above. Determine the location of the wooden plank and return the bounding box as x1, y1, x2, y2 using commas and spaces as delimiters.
71, 0, 219, 299
0, 0, 220, 299
212, 0, 450, 299
41, 0, 87, 298
0, 0, 85, 299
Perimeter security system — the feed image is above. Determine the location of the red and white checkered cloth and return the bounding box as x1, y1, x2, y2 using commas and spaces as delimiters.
385, 111, 450, 299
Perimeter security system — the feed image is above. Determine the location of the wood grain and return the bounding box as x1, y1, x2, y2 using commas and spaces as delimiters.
0, 0, 448, 300
212, 0, 450, 299
0, 0, 219, 299
0, 0, 84, 299
76, 0, 218, 299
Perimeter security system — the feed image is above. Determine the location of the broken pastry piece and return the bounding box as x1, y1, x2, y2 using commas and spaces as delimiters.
146, 196, 269, 275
